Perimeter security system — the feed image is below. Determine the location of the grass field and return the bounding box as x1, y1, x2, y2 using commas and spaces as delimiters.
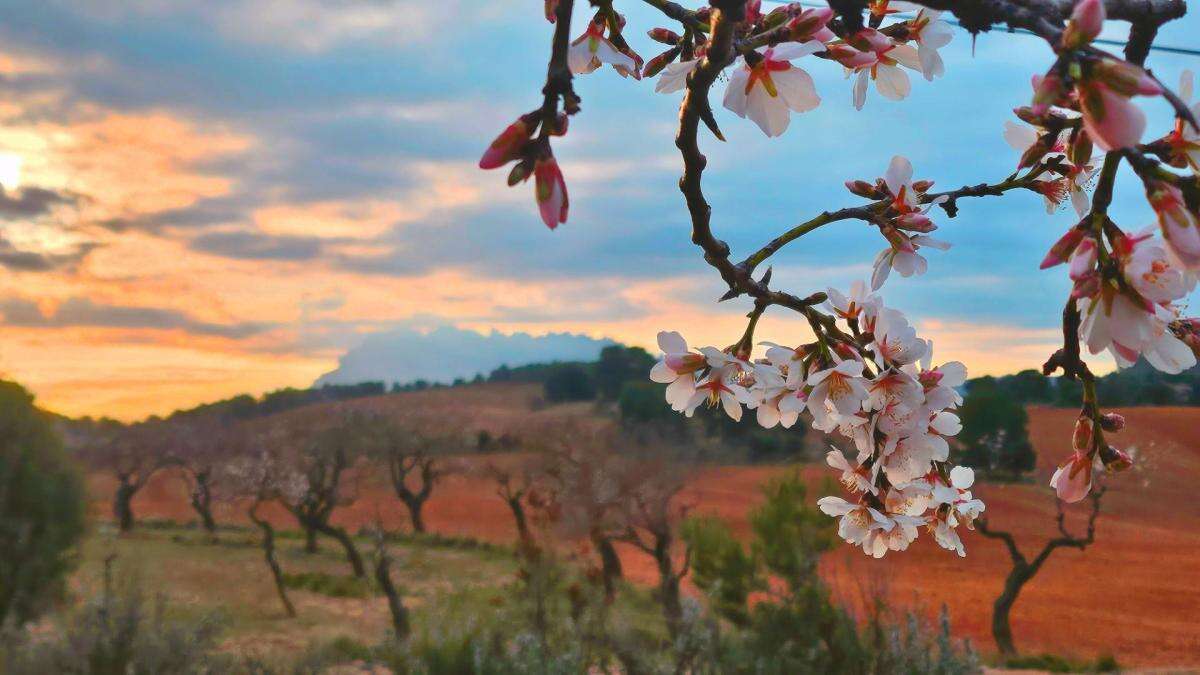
82, 384, 1200, 669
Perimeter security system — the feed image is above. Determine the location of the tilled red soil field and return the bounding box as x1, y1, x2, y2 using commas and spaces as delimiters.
88, 399, 1200, 667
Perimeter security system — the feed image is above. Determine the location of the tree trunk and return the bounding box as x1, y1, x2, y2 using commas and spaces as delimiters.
653, 536, 683, 639
303, 524, 319, 553
506, 496, 531, 546
189, 473, 217, 538
114, 481, 136, 532
320, 523, 367, 578
250, 506, 295, 618
404, 497, 427, 534
993, 567, 1028, 657
374, 550, 410, 640
592, 532, 623, 600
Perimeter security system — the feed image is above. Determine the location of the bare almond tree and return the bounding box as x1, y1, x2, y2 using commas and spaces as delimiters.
164, 414, 237, 539
361, 415, 458, 534
75, 418, 171, 532
217, 425, 302, 618
481, 453, 546, 550
976, 487, 1106, 657
273, 409, 369, 578
616, 461, 692, 639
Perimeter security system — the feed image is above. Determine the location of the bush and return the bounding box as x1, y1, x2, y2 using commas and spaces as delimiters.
0, 572, 232, 674
543, 364, 596, 403
957, 378, 1036, 478
0, 380, 87, 627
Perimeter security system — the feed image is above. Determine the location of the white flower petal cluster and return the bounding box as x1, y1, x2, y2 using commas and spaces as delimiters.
650, 284, 982, 557
1077, 232, 1198, 374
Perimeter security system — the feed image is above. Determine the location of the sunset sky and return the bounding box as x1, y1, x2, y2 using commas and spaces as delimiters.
0, 1, 1196, 420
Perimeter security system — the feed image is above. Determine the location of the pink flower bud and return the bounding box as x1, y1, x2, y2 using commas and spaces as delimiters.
845, 179, 878, 198
1068, 237, 1098, 280
1040, 227, 1086, 269
849, 28, 894, 54
894, 212, 936, 233
1051, 452, 1094, 503
1072, 416, 1094, 453
544, 0, 559, 22
1099, 444, 1133, 472
506, 160, 533, 186
787, 8, 835, 42
1079, 81, 1147, 151
479, 115, 536, 170
1148, 183, 1200, 270
826, 43, 877, 69
1063, 0, 1105, 49
743, 0, 763, 23
643, 48, 680, 78
1099, 412, 1126, 432
647, 27, 680, 45
1092, 59, 1162, 97
533, 156, 568, 230
1071, 272, 1100, 299
1031, 70, 1067, 115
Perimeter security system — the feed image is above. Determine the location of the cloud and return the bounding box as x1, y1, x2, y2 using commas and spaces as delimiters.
189, 229, 324, 261
0, 296, 274, 339
0, 185, 75, 218
315, 322, 616, 387
0, 235, 96, 271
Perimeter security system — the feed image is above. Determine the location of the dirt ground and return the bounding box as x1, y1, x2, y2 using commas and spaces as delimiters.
88, 388, 1200, 668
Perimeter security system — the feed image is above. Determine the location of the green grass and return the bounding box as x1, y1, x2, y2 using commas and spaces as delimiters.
70, 523, 522, 664
1003, 652, 1122, 672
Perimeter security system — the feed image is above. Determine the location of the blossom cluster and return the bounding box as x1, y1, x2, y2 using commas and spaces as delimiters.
1029, 0, 1200, 502
650, 282, 984, 557
845, 155, 951, 289
649, 1, 953, 137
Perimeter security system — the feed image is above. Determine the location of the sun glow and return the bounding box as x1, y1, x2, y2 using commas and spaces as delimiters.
0, 152, 23, 191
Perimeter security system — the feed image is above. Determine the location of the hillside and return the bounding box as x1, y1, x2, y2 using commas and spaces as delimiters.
88, 384, 1200, 667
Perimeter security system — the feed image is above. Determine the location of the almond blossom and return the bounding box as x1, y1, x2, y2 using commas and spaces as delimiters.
1077, 232, 1197, 374
568, 21, 639, 78
682, 366, 754, 420
826, 449, 877, 494
806, 358, 869, 421
723, 41, 824, 137
817, 496, 892, 545
655, 58, 699, 94
871, 231, 950, 290
893, 3, 954, 80
649, 285, 981, 557
1162, 70, 1200, 171
1051, 450, 1096, 503
1148, 183, 1200, 270
649, 330, 706, 411
842, 29, 922, 110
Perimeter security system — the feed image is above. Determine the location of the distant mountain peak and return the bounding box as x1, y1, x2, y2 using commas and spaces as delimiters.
314, 324, 616, 387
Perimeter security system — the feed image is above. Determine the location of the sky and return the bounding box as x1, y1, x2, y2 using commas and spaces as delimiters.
0, 1, 1195, 420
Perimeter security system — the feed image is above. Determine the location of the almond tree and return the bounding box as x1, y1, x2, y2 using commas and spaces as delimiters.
164, 414, 236, 539
615, 459, 692, 639
361, 414, 457, 534
77, 418, 171, 532
275, 409, 368, 578
485, 0, 1198, 558
976, 487, 1106, 657
546, 433, 635, 600
482, 454, 546, 549
216, 424, 301, 618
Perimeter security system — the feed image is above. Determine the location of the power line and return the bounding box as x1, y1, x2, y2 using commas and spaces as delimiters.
773, 0, 1200, 58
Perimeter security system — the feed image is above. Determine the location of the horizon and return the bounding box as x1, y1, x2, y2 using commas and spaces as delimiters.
0, 1, 1196, 419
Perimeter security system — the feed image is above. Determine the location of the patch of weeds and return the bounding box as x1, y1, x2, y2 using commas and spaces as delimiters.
1005, 653, 1121, 673
282, 571, 376, 598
